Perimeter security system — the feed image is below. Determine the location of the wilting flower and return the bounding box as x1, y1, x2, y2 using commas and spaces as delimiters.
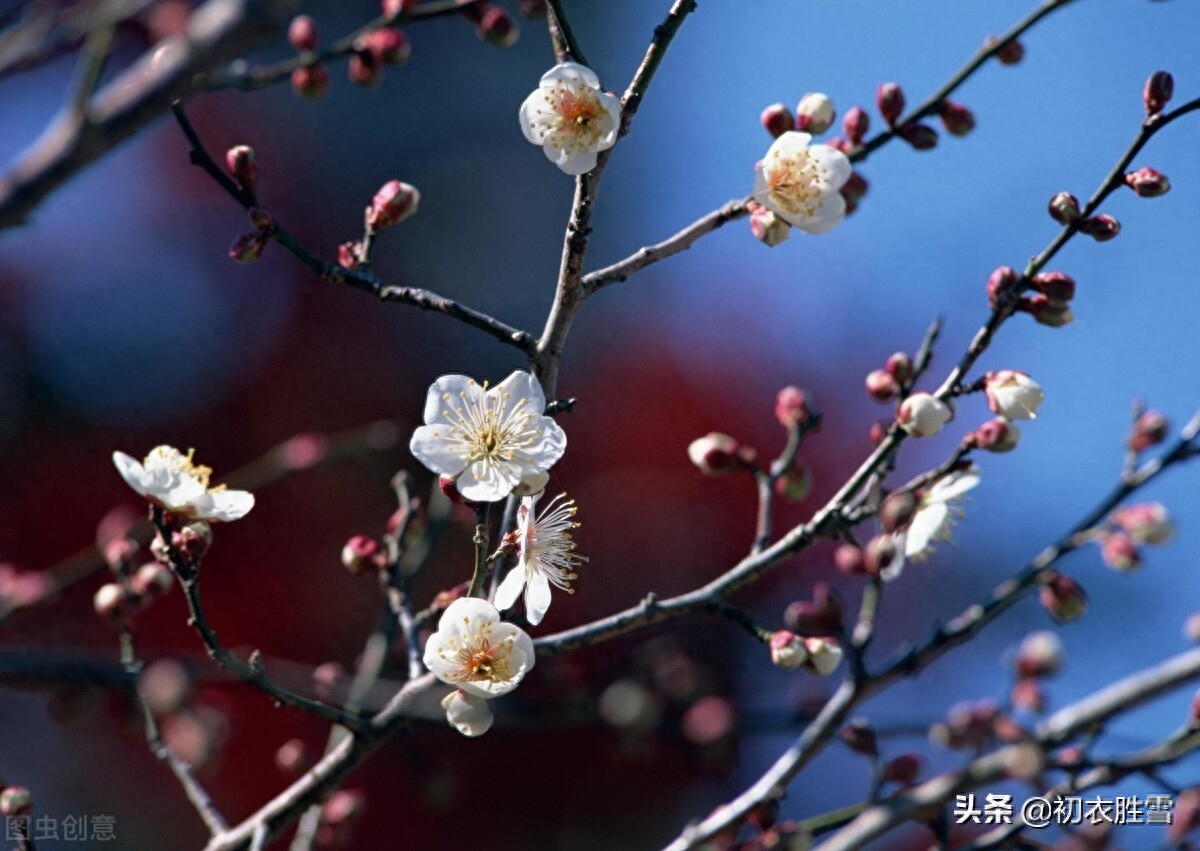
113, 446, 254, 521
409, 371, 566, 503
902, 465, 981, 561
424, 597, 535, 698
753, 131, 851, 233
519, 62, 621, 175
984, 371, 1044, 420
494, 493, 586, 626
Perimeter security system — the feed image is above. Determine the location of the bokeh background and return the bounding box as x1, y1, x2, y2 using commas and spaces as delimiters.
2, 0, 1199, 848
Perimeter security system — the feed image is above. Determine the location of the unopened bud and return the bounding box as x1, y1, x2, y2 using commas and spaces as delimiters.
1144, 70, 1174, 115
842, 106, 869, 145
750, 206, 790, 246
880, 491, 917, 534
1111, 502, 1174, 545
938, 100, 975, 136
0, 786, 32, 816
1048, 192, 1081, 225
687, 433, 753, 475
364, 27, 411, 65
229, 232, 266, 264
382, 0, 420, 15
768, 630, 808, 670
1015, 630, 1064, 679
103, 537, 138, 576
1078, 214, 1120, 242
826, 137, 853, 155
342, 535, 382, 574
225, 145, 258, 191
1031, 271, 1075, 303
784, 583, 843, 634
366, 180, 420, 230
862, 534, 898, 578
985, 370, 1043, 421
1020, 294, 1074, 328
478, 7, 519, 46
898, 122, 938, 150
865, 369, 899, 402
94, 582, 139, 625
291, 64, 329, 101
760, 103, 795, 138
796, 92, 835, 134
1128, 410, 1168, 453
1039, 572, 1087, 623
248, 206, 273, 234
311, 662, 348, 701
139, 659, 191, 714
974, 417, 1021, 453
287, 15, 318, 52
338, 241, 361, 270
179, 522, 212, 561
882, 754, 921, 786
348, 48, 382, 87
834, 543, 865, 576
517, 0, 548, 19
275, 739, 313, 777
774, 385, 812, 428
1125, 166, 1170, 198
800, 636, 843, 676
840, 171, 869, 206
131, 562, 174, 597
774, 464, 812, 502
1105, 531, 1148, 570
838, 719, 878, 757
322, 789, 367, 825
868, 420, 890, 446
876, 82, 905, 125
988, 35, 1025, 65
897, 392, 952, 437
1010, 678, 1045, 713
884, 352, 912, 385
986, 265, 1022, 309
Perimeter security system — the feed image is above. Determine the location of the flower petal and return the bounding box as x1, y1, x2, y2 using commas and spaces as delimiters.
764, 131, 814, 161
422, 374, 481, 426
112, 451, 150, 497
930, 465, 981, 502
202, 490, 255, 522
794, 192, 846, 234
905, 503, 949, 557
442, 690, 493, 737
541, 61, 600, 89
494, 370, 546, 414
548, 144, 599, 176
881, 534, 907, 581
409, 424, 469, 479
456, 459, 520, 503
493, 564, 527, 613
808, 143, 852, 193
524, 570, 553, 626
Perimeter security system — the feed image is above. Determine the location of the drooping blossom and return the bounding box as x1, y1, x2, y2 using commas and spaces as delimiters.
112, 446, 254, 522
409, 371, 566, 503
494, 493, 586, 626
519, 62, 621, 175
752, 131, 851, 234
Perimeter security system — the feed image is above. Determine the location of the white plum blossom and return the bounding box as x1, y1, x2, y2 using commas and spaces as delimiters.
985, 371, 1044, 420
752, 131, 852, 234
495, 493, 587, 625
441, 690, 494, 738
519, 62, 621, 175
112, 446, 254, 522
424, 597, 536, 701
897, 392, 953, 438
902, 464, 982, 561
800, 636, 843, 676
410, 371, 567, 503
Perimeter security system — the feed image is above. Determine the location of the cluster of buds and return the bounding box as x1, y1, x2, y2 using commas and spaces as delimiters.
94, 530, 193, 627
458, 2, 520, 47
864, 351, 914, 402
929, 698, 1002, 751
766, 630, 843, 676
997, 264, 1077, 328
759, 93, 836, 138
688, 432, 756, 476
1039, 571, 1088, 623
1011, 630, 1065, 712
1096, 502, 1174, 573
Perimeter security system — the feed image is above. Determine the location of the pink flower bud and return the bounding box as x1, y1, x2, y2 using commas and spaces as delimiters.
768, 630, 808, 670
1015, 630, 1064, 679
898, 122, 938, 150
876, 82, 905, 125
382, 0, 421, 15
842, 106, 870, 145
364, 27, 411, 65
225, 145, 258, 192
518, 0, 548, 19
825, 137, 853, 155
988, 35, 1025, 65
897, 392, 952, 437
478, 7, 519, 46
1144, 70, 1174, 115
796, 92, 835, 134
774, 464, 812, 502
341, 535, 382, 574
1040, 572, 1087, 623
248, 206, 273, 234
800, 636, 843, 676
287, 15, 318, 52
1111, 502, 1174, 545
1125, 166, 1170, 198
840, 171, 869, 205
323, 789, 367, 825
865, 369, 899, 402
1078, 214, 1120, 242
774, 385, 812, 428
985, 370, 1043, 421
750, 206, 790, 246
348, 48, 382, 87
179, 521, 212, 561
838, 719, 878, 757
1100, 532, 1141, 572
139, 659, 191, 714
1185, 612, 1200, 643
228, 232, 266, 264
366, 180, 420, 230
882, 754, 921, 786
760, 103, 795, 139
1031, 271, 1075, 303
986, 266, 1021, 309
131, 562, 174, 597
1048, 192, 1081, 225
868, 420, 890, 446
687, 433, 752, 475
291, 64, 329, 101
1010, 678, 1045, 713
0, 786, 32, 816
311, 661, 348, 701
94, 582, 139, 626
338, 241, 361, 270
834, 543, 865, 576
938, 100, 975, 136
862, 534, 897, 578
103, 537, 137, 576
784, 583, 843, 634
884, 352, 912, 384
1019, 294, 1074, 328
1128, 410, 1168, 453
880, 491, 917, 534
974, 417, 1021, 453
275, 739, 313, 777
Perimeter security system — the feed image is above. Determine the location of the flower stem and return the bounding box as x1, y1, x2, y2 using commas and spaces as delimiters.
467, 504, 492, 598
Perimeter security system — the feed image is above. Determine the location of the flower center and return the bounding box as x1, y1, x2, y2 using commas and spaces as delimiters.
440, 381, 536, 468
147, 447, 225, 492
443, 620, 516, 685
766, 151, 823, 218
555, 86, 605, 147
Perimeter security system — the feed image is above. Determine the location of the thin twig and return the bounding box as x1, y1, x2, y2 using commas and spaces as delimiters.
545, 0, 586, 65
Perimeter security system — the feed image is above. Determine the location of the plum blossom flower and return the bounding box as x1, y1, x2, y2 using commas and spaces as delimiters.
409, 371, 566, 503
897, 392, 953, 438
424, 597, 536, 700
519, 62, 621, 175
441, 690, 494, 738
752, 131, 851, 234
901, 464, 982, 562
112, 446, 254, 521
985, 371, 1044, 420
495, 493, 587, 625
